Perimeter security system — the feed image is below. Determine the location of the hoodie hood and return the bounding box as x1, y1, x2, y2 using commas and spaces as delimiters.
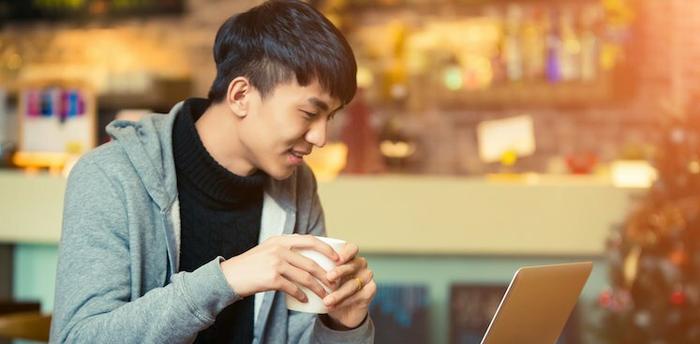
105, 102, 184, 212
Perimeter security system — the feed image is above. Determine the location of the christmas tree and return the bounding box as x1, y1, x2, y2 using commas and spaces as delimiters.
597, 99, 700, 343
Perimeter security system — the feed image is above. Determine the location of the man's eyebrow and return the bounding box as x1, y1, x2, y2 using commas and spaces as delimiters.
307, 97, 329, 112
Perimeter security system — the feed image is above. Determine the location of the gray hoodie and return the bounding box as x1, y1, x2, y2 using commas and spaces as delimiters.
50, 101, 374, 343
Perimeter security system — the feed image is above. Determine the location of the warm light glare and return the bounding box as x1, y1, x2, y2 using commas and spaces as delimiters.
305, 142, 348, 181
356, 66, 374, 88
611, 160, 657, 188
380, 140, 416, 158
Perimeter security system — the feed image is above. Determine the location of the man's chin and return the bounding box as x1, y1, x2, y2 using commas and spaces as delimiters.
266, 165, 297, 181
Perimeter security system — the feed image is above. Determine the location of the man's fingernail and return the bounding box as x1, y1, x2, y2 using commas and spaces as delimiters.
327, 272, 336, 280
324, 296, 333, 305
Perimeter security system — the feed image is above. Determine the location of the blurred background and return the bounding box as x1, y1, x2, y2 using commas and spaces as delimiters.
0, 0, 699, 343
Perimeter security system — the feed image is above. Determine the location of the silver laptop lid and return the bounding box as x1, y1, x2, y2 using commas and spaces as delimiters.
481, 262, 593, 344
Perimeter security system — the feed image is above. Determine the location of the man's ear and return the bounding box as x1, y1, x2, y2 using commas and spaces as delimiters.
226, 77, 251, 118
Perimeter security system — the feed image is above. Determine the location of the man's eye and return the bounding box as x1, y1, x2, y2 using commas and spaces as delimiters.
302, 111, 318, 119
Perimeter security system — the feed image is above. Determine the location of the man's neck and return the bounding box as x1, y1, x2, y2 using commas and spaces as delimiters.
194, 102, 257, 177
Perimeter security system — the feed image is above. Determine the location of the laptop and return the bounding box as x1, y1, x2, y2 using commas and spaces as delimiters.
480, 262, 593, 344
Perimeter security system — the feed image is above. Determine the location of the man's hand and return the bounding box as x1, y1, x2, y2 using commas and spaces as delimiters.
220, 234, 340, 302
323, 243, 376, 329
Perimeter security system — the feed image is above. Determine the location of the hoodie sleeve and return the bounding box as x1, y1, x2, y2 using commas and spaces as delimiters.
50, 157, 241, 343
286, 165, 375, 343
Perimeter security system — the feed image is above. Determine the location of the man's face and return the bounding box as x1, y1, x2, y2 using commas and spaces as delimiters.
239, 79, 342, 180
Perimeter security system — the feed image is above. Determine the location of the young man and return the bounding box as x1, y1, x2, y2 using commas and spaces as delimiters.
50, 1, 376, 343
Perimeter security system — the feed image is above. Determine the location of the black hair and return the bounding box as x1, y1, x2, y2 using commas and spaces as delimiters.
207, 0, 357, 106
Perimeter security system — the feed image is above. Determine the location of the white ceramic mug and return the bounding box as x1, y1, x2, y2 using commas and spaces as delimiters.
285, 236, 346, 313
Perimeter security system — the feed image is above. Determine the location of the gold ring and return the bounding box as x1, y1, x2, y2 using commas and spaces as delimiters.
355, 278, 364, 292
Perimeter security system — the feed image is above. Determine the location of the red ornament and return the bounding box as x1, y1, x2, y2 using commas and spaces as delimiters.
565, 151, 598, 174
670, 290, 686, 306
598, 290, 613, 308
